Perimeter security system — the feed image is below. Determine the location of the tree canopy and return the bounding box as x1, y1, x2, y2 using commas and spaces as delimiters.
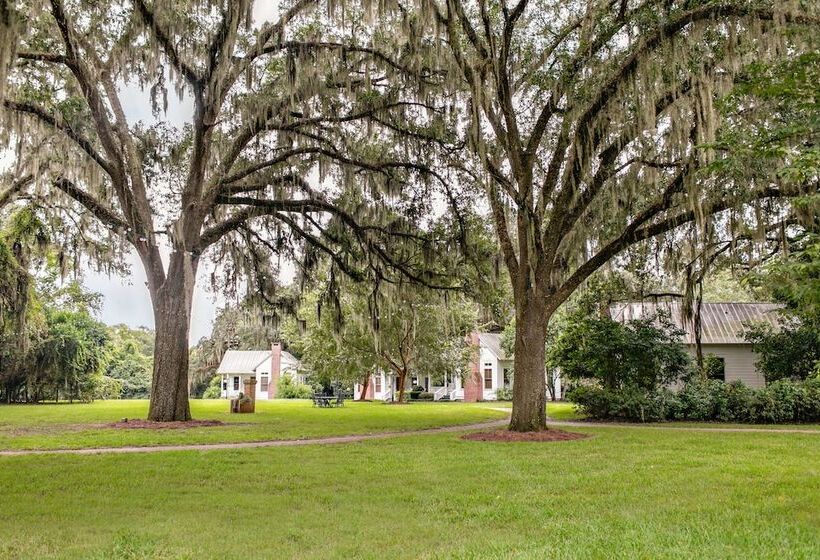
0, 0, 816, 428
1, 0, 474, 420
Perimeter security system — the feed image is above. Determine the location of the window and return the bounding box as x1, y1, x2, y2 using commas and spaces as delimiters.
374, 375, 382, 392
233, 376, 240, 391
484, 367, 493, 389
704, 355, 726, 382
222, 381, 227, 391
260, 376, 269, 392
503, 368, 511, 388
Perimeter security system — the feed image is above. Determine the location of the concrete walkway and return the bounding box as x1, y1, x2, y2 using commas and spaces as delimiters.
0, 418, 509, 457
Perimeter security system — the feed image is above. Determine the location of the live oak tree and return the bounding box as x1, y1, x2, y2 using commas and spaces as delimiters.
359, 0, 818, 430
287, 280, 476, 402
1, 0, 461, 420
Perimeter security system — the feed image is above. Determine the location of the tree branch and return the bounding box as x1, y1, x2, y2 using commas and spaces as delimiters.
133, 0, 201, 84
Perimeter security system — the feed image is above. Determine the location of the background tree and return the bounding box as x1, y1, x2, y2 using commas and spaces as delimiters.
362, 0, 817, 429
548, 312, 691, 391
104, 324, 154, 399
743, 233, 820, 382
189, 298, 287, 397
33, 306, 109, 402
0, 207, 48, 401
287, 280, 476, 402
3, 0, 464, 420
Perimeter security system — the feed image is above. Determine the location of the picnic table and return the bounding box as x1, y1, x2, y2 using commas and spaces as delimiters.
313, 394, 344, 408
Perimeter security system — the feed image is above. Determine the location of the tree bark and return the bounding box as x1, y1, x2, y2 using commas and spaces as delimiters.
396, 368, 408, 403
358, 372, 370, 401
147, 251, 196, 422
509, 297, 550, 432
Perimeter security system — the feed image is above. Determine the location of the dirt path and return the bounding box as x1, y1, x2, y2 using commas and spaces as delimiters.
0, 418, 509, 457
485, 408, 820, 434
2, 413, 818, 457
548, 419, 820, 434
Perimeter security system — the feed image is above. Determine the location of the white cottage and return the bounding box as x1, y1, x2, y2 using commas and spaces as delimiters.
611, 302, 782, 388
216, 343, 303, 399
352, 332, 559, 401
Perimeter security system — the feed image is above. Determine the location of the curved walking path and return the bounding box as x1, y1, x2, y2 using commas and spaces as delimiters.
548, 419, 820, 434
0, 417, 509, 457
2, 414, 818, 457
489, 407, 820, 433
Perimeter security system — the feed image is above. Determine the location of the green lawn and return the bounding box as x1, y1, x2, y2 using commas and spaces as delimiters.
1, 418, 818, 559
0, 399, 507, 451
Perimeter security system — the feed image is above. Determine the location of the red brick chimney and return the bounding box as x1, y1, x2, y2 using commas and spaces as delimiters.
268, 342, 282, 399
364, 375, 375, 400
463, 331, 483, 402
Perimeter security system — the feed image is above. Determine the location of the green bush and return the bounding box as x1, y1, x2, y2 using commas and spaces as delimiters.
752, 380, 799, 423
568, 385, 677, 422
276, 375, 314, 399
495, 387, 513, 401
416, 392, 434, 401
744, 321, 820, 382
722, 381, 755, 422
675, 380, 725, 421
795, 378, 820, 422
568, 379, 820, 424
549, 313, 691, 390
202, 375, 222, 399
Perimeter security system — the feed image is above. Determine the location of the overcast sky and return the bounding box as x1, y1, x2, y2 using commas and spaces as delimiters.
84, 2, 283, 343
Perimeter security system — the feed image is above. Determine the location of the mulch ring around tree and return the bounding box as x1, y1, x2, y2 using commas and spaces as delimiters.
461, 429, 590, 442
107, 419, 226, 430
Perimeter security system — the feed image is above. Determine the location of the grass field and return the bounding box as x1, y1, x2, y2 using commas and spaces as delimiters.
0, 400, 818, 559
0, 399, 510, 450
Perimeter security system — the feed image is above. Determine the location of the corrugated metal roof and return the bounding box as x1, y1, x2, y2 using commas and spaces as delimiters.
480, 332, 509, 360
216, 350, 272, 374
281, 350, 299, 368
610, 302, 783, 344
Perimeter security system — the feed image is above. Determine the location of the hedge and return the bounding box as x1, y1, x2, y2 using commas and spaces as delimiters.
568, 378, 820, 423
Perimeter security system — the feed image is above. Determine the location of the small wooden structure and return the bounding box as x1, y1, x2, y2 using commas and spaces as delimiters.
230, 377, 257, 413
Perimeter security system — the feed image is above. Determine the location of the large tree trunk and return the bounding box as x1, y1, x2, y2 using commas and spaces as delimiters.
509, 297, 550, 432
358, 373, 370, 401
396, 369, 408, 403
147, 252, 196, 422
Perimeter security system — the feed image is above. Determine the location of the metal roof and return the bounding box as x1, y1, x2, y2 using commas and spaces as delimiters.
479, 332, 509, 360
610, 302, 783, 345
281, 350, 299, 368
216, 350, 273, 374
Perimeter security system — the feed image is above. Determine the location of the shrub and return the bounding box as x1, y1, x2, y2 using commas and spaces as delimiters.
752, 380, 799, 423
568, 385, 679, 422
202, 375, 222, 399
674, 380, 724, 421
549, 313, 691, 390
566, 385, 614, 419
277, 375, 314, 399
744, 321, 820, 382
417, 392, 434, 401
495, 387, 513, 401
794, 378, 820, 422
723, 381, 755, 422
568, 378, 820, 424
